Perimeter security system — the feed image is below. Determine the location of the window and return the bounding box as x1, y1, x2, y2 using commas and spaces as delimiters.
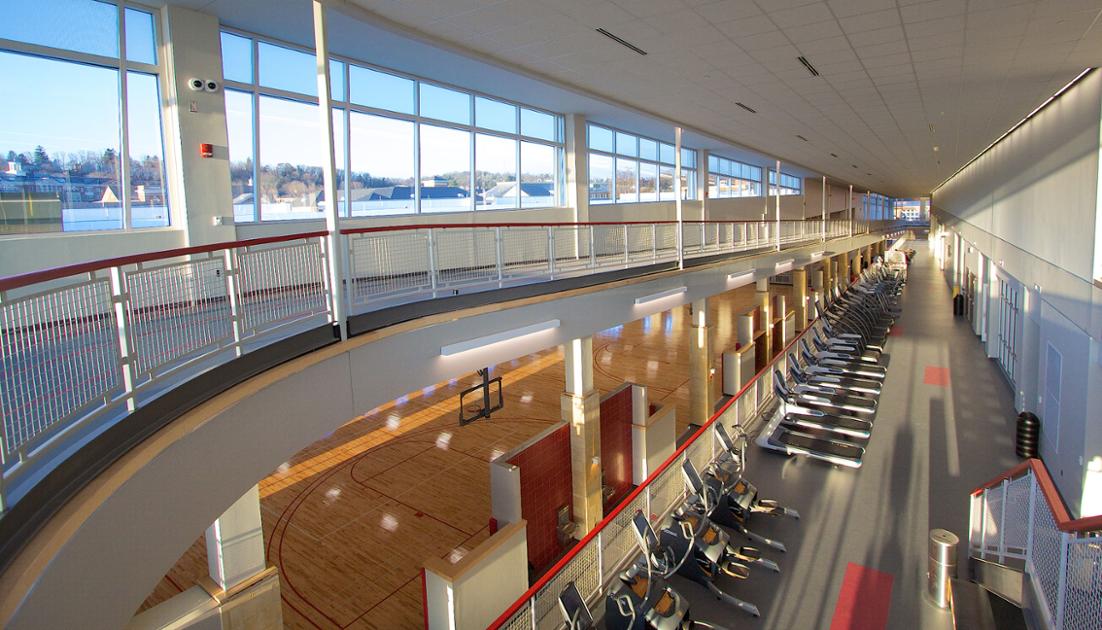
708, 155, 761, 199
0, 1, 169, 234
768, 170, 801, 196
587, 124, 695, 205
224, 29, 565, 220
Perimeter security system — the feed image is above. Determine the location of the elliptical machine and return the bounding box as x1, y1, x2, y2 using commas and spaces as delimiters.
710, 423, 801, 521
603, 512, 731, 629
684, 454, 791, 553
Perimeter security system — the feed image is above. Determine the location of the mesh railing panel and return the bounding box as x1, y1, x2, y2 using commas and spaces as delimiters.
649, 456, 686, 522
236, 241, 328, 336
984, 488, 1003, 555
434, 229, 497, 287
592, 226, 626, 266
534, 540, 601, 629
1030, 482, 1062, 623
969, 494, 984, 552
656, 224, 677, 259
501, 228, 550, 277
625, 225, 654, 260
552, 226, 587, 272
1003, 475, 1031, 558
599, 491, 649, 583
348, 231, 431, 304
496, 603, 532, 630
0, 279, 122, 456
1064, 537, 1102, 630
126, 258, 232, 378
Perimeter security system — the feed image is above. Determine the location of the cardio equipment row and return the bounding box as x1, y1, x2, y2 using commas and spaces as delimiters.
757, 261, 905, 468
556, 424, 799, 630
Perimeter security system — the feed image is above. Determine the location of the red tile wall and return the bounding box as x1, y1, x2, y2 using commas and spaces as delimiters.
600, 386, 634, 511
508, 425, 573, 573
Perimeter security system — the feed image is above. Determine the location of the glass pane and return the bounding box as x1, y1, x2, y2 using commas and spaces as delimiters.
225, 89, 255, 223
520, 108, 555, 141
639, 138, 657, 162
221, 32, 253, 84
1, 0, 117, 58
681, 147, 695, 168
708, 154, 719, 173
588, 125, 613, 153
419, 124, 471, 213
681, 169, 696, 200
330, 60, 346, 101
258, 42, 316, 97
333, 109, 346, 215
0, 51, 121, 233
588, 153, 612, 204
125, 8, 156, 65
659, 165, 675, 201
520, 142, 556, 208
126, 72, 169, 228
476, 133, 517, 210
615, 158, 637, 203
350, 65, 414, 114
659, 143, 675, 165
420, 83, 470, 125
258, 96, 323, 220
348, 112, 414, 216
639, 161, 657, 202
615, 132, 637, 157
476, 97, 516, 134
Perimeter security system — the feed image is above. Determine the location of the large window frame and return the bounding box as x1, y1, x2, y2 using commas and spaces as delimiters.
587, 123, 696, 205
0, 0, 172, 234
708, 155, 762, 199
222, 28, 566, 222
768, 170, 802, 196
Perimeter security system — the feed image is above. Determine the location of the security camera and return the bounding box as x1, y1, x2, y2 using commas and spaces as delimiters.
187, 77, 205, 92
204, 79, 219, 93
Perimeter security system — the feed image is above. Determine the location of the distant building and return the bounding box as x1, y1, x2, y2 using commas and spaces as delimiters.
482, 182, 554, 202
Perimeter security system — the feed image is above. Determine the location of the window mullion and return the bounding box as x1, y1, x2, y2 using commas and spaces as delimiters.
118, 2, 132, 231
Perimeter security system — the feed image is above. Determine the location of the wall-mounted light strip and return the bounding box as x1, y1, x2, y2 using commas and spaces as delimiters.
810, 251, 824, 261
932, 67, 1094, 193
440, 320, 560, 357
775, 259, 795, 273
634, 286, 686, 305
727, 271, 755, 286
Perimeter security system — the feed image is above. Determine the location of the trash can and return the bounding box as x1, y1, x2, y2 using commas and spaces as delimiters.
928, 529, 959, 608
1016, 412, 1040, 458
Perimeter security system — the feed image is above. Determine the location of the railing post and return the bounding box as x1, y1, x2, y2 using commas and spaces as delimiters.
623, 224, 630, 264
1026, 474, 1037, 570
529, 598, 536, 630
427, 229, 439, 296
596, 530, 604, 583
109, 266, 137, 413
496, 227, 505, 283
998, 479, 1009, 562
979, 488, 989, 560
589, 226, 596, 269
1055, 532, 1070, 630
548, 227, 556, 278
223, 249, 244, 358
651, 224, 657, 261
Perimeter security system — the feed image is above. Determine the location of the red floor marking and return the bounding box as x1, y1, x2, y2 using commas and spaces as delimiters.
829, 563, 894, 630
889, 324, 903, 336
923, 366, 950, 387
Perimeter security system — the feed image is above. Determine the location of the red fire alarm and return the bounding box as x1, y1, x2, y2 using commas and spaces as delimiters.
199, 143, 213, 158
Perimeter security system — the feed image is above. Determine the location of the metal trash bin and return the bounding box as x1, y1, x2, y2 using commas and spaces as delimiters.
928, 529, 959, 608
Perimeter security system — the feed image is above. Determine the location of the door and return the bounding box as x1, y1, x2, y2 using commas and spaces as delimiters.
1043, 343, 1062, 456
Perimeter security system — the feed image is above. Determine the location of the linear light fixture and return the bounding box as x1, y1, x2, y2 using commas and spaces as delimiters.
727, 271, 755, 285
634, 286, 686, 305
775, 259, 795, 273
810, 251, 824, 261
440, 319, 559, 357
596, 28, 648, 55
933, 67, 1094, 193
735, 102, 757, 114
796, 134, 808, 142
797, 56, 820, 77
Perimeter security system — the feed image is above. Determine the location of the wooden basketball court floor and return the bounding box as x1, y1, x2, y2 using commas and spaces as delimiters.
138, 282, 791, 628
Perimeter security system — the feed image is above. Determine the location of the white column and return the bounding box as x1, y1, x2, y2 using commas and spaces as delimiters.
564, 336, 593, 396
774, 159, 782, 250
565, 113, 589, 224
205, 485, 266, 592
821, 175, 827, 240
689, 299, 714, 424
675, 126, 684, 268
313, 1, 348, 339
562, 336, 601, 533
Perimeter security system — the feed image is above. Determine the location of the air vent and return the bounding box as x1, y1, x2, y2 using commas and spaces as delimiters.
796, 134, 808, 142
595, 28, 647, 56
797, 56, 820, 77
735, 102, 757, 113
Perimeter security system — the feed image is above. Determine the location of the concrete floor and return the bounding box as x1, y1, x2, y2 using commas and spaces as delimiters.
677, 242, 1023, 630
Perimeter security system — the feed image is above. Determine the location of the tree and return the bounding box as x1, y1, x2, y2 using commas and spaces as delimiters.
33, 145, 50, 167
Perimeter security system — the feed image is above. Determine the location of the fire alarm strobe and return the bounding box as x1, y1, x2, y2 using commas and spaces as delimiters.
200, 143, 213, 158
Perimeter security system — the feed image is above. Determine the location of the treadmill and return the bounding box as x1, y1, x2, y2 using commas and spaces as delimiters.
788, 352, 882, 395
756, 402, 865, 468
801, 339, 887, 380
775, 369, 877, 416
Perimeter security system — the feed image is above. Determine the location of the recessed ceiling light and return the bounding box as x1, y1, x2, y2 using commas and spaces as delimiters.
933, 145, 940, 152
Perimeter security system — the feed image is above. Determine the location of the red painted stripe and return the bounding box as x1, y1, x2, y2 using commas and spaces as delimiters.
829, 563, 894, 630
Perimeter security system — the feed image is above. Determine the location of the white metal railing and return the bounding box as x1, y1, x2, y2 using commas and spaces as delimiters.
487, 315, 823, 630
0, 218, 897, 514
344, 220, 857, 313
0, 231, 334, 510
969, 461, 1102, 629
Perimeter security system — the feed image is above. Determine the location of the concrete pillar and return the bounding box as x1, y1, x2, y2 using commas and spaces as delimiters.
565, 114, 590, 225
206, 485, 267, 593
562, 336, 602, 533
822, 258, 833, 296
756, 279, 771, 359
851, 249, 862, 280
689, 299, 715, 424
792, 268, 808, 331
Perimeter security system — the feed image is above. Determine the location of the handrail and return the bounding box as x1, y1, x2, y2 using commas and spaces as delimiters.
972, 458, 1102, 533
0, 230, 329, 292
339, 218, 837, 236
486, 311, 821, 629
